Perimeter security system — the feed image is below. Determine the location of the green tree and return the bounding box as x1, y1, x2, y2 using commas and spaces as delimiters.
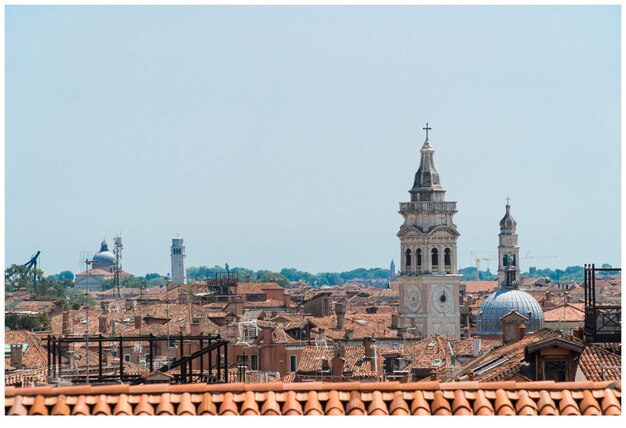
258, 272, 291, 288
57, 271, 75, 282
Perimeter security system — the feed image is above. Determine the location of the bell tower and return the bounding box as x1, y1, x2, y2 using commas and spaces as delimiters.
498, 199, 520, 287
392, 124, 461, 339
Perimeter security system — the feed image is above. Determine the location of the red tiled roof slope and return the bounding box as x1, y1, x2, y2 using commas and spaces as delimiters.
5, 380, 621, 415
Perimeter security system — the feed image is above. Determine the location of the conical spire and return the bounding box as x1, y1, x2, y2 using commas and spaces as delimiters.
409, 123, 445, 202
499, 198, 517, 234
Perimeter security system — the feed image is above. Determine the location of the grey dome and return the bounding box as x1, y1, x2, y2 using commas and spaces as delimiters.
92, 239, 115, 269
477, 288, 543, 335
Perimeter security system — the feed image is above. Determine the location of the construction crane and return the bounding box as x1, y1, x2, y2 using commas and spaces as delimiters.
470, 252, 494, 281
23, 251, 41, 291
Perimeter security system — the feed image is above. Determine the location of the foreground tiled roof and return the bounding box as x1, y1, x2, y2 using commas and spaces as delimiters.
5, 380, 621, 415
579, 346, 622, 382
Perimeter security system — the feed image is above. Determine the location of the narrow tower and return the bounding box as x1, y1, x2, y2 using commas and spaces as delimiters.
498, 198, 520, 287
393, 124, 461, 339
171, 237, 187, 285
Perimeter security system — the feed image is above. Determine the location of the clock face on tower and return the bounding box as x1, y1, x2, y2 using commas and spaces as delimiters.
404, 285, 422, 312
432, 285, 452, 313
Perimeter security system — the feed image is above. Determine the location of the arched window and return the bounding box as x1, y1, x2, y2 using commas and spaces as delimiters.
416, 249, 422, 270
503, 254, 509, 267
511, 254, 516, 266
405, 249, 412, 270
431, 248, 439, 269
444, 248, 451, 266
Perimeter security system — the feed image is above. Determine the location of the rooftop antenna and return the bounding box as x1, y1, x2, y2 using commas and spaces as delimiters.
113, 235, 123, 298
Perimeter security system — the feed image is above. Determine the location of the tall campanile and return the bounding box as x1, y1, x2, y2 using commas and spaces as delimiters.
392, 124, 461, 339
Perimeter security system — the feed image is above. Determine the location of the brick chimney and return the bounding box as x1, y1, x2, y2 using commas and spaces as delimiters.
467, 369, 474, 381
261, 326, 273, 345
321, 357, 330, 371
335, 302, 346, 330
331, 355, 345, 381
364, 337, 375, 359
99, 316, 108, 334
10, 344, 23, 370
62, 311, 70, 336
191, 315, 201, 336
519, 323, 526, 340
134, 315, 142, 330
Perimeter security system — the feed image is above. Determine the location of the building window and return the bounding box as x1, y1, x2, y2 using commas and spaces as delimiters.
431, 248, 439, 271
290, 355, 297, 372
124, 354, 131, 362
444, 248, 451, 273
416, 249, 422, 272
405, 249, 412, 269
250, 354, 259, 371
168, 339, 176, 348
544, 359, 568, 381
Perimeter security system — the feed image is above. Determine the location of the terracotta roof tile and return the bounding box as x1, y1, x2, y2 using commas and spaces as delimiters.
177, 392, 196, 415
155, 393, 175, 415
4, 379, 622, 416
411, 390, 431, 415
558, 389, 581, 415
241, 390, 260, 415
325, 390, 345, 415
72, 394, 90, 415
135, 393, 155, 415
219, 392, 239, 415
601, 387, 622, 416
473, 390, 495, 415
51, 394, 71, 416
303, 391, 323, 415
92, 394, 112, 415
346, 390, 366, 415
28, 394, 48, 415
282, 390, 303, 415
7, 395, 28, 415
514, 390, 538, 415
580, 390, 601, 415
389, 391, 410, 415
431, 390, 451, 415
537, 390, 558, 415
367, 390, 388, 415
451, 390, 472, 415
494, 389, 515, 415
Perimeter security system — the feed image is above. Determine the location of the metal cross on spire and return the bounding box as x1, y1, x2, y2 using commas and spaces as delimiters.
423, 123, 431, 140
506, 196, 511, 205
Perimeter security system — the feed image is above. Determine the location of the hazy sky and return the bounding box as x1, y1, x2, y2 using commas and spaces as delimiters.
4, 6, 621, 277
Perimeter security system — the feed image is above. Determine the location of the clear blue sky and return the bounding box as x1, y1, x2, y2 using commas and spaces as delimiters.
4, 6, 621, 277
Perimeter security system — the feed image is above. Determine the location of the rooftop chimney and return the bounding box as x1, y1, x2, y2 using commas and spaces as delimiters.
261, 326, 273, 345
134, 315, 142, 330
99, 316, 108, 334
321, 357, 330, 371
472, 336, 482, 357
62, 311, 70, 336
335, 302, 346, 330
10, 344, 23, 370
331, 355, 345, 381
467, 369, 474, 381
364, 337, 375, 359
191, 315, 201, 336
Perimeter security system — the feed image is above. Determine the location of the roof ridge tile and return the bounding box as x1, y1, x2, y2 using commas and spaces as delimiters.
28, 394, 49, 415
112, 393, 132, 416
389, 391, 409, 415
71, 395, 90, 415
367, 390, 388, 415
580, 390, 601, 415
431, 390, 451, 415
8, 394, 28, 416
472, 390, 494, 415
241, 390, 260, 415
514, 390, 537, 415
219, 392, 239, 415
494, 389, 515, 415
346, 390, 366, 415
50, 395, 70, 416
601, 388, 621, 416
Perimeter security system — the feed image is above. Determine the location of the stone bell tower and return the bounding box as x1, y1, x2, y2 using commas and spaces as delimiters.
392, 124, 461, 339
498, 199, 520, 287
